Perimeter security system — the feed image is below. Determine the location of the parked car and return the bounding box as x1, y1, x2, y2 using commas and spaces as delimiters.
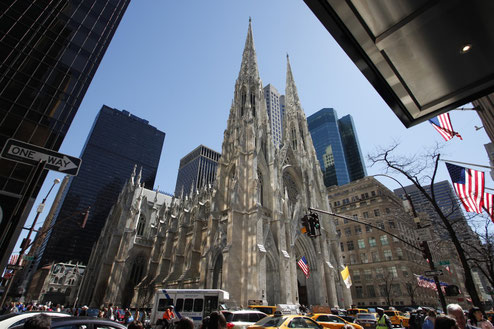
354, 313, 377, 329
0, 312, 70, 329
311, 314, 364, 329
247, 314, 323, 329
10, 316, 127, 329
222, 310, 268, 329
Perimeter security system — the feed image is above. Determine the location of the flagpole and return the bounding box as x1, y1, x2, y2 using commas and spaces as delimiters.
440, 159, 494, 170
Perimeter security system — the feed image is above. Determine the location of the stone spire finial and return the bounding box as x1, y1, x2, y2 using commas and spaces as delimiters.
238, 18, 259, 81
130, 164, 137, 185
136, 166, 142, 186
285, 54, 301, 116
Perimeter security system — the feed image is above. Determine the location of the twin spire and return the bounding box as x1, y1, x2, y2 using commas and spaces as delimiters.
237, 18, 302, 115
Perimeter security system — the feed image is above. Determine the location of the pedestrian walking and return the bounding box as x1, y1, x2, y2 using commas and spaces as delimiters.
468, 307, 494, 329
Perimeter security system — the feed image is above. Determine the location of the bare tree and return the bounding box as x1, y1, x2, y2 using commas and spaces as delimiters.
379, 271, 397, 306
368, 143, 483, 309
405, 280, 419, 306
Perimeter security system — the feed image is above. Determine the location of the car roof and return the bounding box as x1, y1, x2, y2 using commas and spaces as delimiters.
49, 316, 127, 327
223, 310, 267, 314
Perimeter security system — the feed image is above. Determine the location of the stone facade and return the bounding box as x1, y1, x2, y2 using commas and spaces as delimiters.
78, 21, 350, 309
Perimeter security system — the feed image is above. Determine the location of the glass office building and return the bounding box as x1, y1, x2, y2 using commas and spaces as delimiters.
394, 181, 468, 240
308, 108, 350, 187
0, 0, 131, 270
37, 105, 164, 265
338, 115, 367, 181
174, 145, 221, 197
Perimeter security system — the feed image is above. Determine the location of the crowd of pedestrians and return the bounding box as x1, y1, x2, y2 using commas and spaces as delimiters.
409, 304, 494, 329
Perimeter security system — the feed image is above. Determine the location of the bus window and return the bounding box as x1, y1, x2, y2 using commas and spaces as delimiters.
184, 299, 194, 312
194, 299, 204, 312
158, 298, 174, 312
176, 299, 184, 312
204, 296, 218, 315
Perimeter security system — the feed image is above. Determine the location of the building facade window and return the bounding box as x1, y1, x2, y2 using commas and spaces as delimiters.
347, 241, 355, 250
388, 220, 396, 229
345, 228, 352, 236
360, 253, 368, 263
367, 285, 376, 297
384, 249, 392, 261
355, 226, 362, 234
365, 225, 372, 232
369, 237, 377, 247
353, 269, 361, 282
376, 268, 384, 279
350, 254, 357, 264
363, 212, 369, 218
372, 251, 380, 262
390, 266, 398, 277
358, 239, 365, 249
380, 235, 389, 246
396, 248, 403, 260
374, 209, 380, 216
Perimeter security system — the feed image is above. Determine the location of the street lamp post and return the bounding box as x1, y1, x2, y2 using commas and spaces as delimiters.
372, 174, 447, 311
0, 178, 60, 306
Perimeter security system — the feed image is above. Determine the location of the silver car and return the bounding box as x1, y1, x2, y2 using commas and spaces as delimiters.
222, 310, 267, 329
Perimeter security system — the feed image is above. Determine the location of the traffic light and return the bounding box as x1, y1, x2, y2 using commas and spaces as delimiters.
301, 215, 310, 234
310, 213, 321, 237
445, 285, 460, 296
419, 241, 432, 261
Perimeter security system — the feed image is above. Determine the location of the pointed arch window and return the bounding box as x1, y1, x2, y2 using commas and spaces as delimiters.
257, 170, 264, 206
291, 126, 297, 150
137, 215, 145, 236
241, 89, 247, 117
250, 92, 256, 117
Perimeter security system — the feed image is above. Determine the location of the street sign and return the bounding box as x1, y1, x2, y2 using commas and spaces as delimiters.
1, 139, 81, 175
6, 265, 23, 271
424, 270, 443, 277
23, 255, 34, 261
416, 227, 433, 241
438, 260, 450, 266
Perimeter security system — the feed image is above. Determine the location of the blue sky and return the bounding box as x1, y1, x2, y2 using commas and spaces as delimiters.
16, 1, 491, 252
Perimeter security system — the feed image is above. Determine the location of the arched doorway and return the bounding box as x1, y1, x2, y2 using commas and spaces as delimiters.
212, 254, 223, 289
297, 280, 308, 306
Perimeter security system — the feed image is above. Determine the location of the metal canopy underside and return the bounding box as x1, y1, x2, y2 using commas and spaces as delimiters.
304, 0, 494, 127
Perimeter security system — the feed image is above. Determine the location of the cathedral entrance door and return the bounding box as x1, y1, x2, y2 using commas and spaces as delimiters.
297, 280, 308, 306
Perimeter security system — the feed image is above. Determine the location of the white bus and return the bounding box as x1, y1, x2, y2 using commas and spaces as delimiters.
150, 289, 229, 327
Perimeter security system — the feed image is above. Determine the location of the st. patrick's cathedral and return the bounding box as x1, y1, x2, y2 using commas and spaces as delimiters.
78, 20, 352, 309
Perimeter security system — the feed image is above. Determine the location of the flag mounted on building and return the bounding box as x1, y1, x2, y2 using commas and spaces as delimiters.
429, 113, 462, 141
484, 192, 494, 222
340, 265, 352, 289
446, 162, 484, 213
297, 256, 310, 278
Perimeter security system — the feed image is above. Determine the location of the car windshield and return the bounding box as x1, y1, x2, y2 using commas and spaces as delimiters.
255, 316, 287, 327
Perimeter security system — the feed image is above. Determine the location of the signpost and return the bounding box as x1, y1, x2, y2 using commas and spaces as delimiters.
1, 139, 81, 175
415, 226, 433, 241
425, 270, 444, 277
438, 260, 450, 266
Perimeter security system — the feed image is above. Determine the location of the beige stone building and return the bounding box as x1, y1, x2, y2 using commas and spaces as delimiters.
77, 21, 351, 309
327, 177, 439, 308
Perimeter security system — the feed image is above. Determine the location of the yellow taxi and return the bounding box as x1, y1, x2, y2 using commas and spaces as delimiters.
311, 314, 364, 329
247, 314, 322, 329
346, 309, 369, 318
248, 306, 277, 315
383, 310, 409, 327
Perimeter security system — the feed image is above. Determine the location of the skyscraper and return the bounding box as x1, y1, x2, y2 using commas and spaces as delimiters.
263, 84, 284, 146
37, 105, 164, 266
338, 115, 367, 181
0, 0, 131, 270
307, 108, 350, 187
174, 145, 220, 197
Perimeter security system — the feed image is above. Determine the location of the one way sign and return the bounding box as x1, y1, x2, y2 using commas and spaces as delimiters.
1, 139, 81, 176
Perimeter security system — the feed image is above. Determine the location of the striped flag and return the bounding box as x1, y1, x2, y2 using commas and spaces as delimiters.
446, 163, 484, 213
484, 192, 494, 222
429, 113, 462, 141
297, 256, 310, 278
9, 254, 18, 265
340, 266, 352, 289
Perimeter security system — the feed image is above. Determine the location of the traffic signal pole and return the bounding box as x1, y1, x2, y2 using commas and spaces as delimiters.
308, 206, 447, 312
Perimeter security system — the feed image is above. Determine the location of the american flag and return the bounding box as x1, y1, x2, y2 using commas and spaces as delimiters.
429, 113, 462, 141
446, 163, 484, 214
297, 256, 310, 278
484, 192, 494, 222
8, 254, 19, 265
415, 275, 447, 293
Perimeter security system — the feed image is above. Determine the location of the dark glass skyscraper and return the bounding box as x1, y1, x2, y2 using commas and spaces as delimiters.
0, 0, 131, 270
38, 105, 164, 265
174, 145, 221, 197
338, 115, 367, 181
394, 181, 468, 240
308, 108, 350, 187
